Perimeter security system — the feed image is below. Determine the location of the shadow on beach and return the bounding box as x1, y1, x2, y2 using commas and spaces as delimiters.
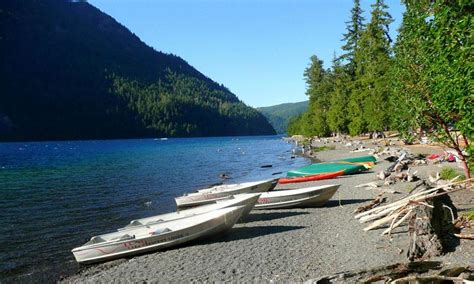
325, 198, 373, 207
243, 211, 310, 223
164, 225, 306, 250
219, 225, 306, 242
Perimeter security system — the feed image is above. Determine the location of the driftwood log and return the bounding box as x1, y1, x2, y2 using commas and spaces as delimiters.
354, 179, 470, 235
307, 261, 473, 283
407, 195, 459, 261
454, 233, 474, 239
354, 194, 386, 214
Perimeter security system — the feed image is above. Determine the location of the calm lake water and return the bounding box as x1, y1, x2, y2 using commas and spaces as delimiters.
0, 136, 308, 282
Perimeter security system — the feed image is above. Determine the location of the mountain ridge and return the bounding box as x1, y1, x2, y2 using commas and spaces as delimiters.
0, 0, 275, 141
257, 101, 308, 134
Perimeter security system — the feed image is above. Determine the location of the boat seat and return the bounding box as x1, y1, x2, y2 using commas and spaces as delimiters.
110, 234, 135, 241
119, 234, 135, 241
86, 236, 106, 245
145, 219, 164, 226
129, 220, 144, 226
151, 227, 171, 235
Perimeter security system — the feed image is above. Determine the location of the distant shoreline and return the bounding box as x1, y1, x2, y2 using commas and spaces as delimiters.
0, 134, 285, 144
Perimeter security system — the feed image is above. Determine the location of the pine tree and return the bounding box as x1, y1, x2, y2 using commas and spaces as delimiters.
335, 0, 366, 136
339, 0, 366, 76
349, 0, 393, 135
327, 55, 350, 135
302, 55, 332, 137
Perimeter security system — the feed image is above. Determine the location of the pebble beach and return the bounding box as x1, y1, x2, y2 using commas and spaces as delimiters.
62, 139, 473, 283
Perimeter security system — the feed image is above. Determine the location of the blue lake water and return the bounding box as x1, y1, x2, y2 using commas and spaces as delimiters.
0, 136, 308, 282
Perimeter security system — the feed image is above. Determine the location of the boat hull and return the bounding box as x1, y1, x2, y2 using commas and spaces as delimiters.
254, 184, 340, 209
287, 163, 366, 177
331, 155, 376, 163
175, 179, 277, 208
72, 206, 245, 264
123, 193, 260, 229
278, 170, 344, 184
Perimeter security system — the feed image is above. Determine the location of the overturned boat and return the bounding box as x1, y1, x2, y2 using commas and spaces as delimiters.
121, 193, 261, 229
254, 184, 340, 209
287, 163, 366, 177
278, 170, 344, 184
287, 155, 376, 177
175, 179, 277, 208
72, 206, 245, 264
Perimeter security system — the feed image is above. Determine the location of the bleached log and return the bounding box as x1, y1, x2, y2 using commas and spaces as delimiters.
428, 172, 441, 183
355, 182, 379, 188
391, 275, 466, 283
354, 179, 469, 220
359, 190, 442, 224
359, 204, 405, 223
377, 171, 387, 180
386, 152, 407, 172
374, 209, 405, 233
355, 187, 435, 219
356, 188, 437, 221
363, 208, 409, 231
382, 209, 413, 236
454, 233, 474, 239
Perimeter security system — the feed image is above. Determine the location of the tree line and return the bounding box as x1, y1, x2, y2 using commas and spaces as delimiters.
289, 0, 472, 177
111, 70, 275, 137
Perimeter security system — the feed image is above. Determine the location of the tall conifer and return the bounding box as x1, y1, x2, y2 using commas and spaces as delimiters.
303, 56, 332, 137
349, 0, 393, 135
339, 0, 366, 76
327, 55, 350, 135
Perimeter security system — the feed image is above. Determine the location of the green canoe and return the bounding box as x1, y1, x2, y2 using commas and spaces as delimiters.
330, 155, 377, 163
287, 163, 366, 177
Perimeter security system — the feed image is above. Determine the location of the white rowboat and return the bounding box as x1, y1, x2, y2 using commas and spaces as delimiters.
72, 206, 245, 264
121, 193, 260, 229
175, 179, 277, 208
254, 184, 340, 209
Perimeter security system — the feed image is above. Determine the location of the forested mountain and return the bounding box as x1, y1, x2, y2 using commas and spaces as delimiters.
257, 101, 308, 134
0, 0, 275, 141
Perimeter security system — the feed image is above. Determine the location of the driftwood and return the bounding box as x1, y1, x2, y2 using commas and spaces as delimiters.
454, 215, 473, 230
306, 261, 473, 284
391, 275, 467, 283
354, 194, 386, 214
355, 182, 379, 189
355, 179, 467, 220
382, 209, 412, 236
454, 233, 474, 239
386, 152, 407, 173
406, 195, 459, 261
354, 179, 472, 238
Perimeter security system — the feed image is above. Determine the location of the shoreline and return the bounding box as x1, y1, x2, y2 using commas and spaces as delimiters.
62, 137, 473, 283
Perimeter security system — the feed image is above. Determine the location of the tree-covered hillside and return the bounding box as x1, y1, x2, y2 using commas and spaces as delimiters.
291, 0, 472, 177
0, 0, 275, 141
257, 101, 308, 134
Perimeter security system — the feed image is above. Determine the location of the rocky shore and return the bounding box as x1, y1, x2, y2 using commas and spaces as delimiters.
62, 137, 473, 283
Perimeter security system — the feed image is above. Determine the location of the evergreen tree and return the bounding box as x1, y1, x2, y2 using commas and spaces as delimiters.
349, 0, 393, 135
339, 0, 366, 76
327, 55, 350, 135
303, 56, 332, 137
334, 0, 366, 136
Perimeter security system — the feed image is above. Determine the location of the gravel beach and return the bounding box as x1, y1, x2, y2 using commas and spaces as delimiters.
62, 140, 473, 283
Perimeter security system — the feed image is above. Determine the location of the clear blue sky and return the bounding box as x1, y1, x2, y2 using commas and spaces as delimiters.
88, 0, 404, 108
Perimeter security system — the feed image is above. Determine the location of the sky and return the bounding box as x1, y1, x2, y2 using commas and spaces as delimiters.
88, 0, 405, 108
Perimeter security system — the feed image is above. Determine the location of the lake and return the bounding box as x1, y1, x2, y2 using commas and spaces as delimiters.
0, 135, 308, 282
